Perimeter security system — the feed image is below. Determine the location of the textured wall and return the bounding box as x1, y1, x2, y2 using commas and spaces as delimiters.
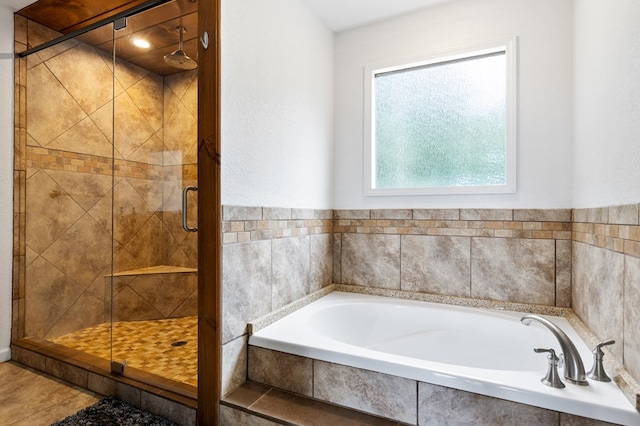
221, 0, 334, 209
333, 0, 574, 209
573, 0, 640, 207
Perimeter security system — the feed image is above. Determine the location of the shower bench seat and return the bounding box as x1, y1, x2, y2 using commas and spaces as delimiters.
106, 265, 198, 321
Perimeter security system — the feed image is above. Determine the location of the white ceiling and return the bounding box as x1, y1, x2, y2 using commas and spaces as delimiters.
299, 0, 453, 32
0, 0, 34, 11
1, 0, 451, 31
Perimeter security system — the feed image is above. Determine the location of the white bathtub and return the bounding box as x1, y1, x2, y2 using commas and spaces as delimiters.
249, 291, 640, 425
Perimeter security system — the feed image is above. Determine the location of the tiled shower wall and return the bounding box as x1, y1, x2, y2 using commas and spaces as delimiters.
13, 16, 197, 341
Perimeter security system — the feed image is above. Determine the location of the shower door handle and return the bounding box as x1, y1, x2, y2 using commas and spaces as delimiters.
182, 186, 198, 232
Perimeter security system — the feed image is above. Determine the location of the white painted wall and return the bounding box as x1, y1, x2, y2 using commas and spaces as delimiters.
0, 6, 14, 362
573, 0, 640, 208
333, 0, 574, 209
221, 0, 334, 209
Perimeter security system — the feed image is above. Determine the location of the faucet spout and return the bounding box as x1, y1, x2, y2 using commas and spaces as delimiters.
521, 314, 588, 386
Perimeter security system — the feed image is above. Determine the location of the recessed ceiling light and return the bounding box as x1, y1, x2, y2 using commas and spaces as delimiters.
132, 38, 151, 49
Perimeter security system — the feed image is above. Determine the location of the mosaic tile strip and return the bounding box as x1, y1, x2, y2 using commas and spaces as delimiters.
332, 209, 572, 240
26, 146, 165, 180
573, 204, 640, 258
222, 206, 334, 244
334, 218, 572, 239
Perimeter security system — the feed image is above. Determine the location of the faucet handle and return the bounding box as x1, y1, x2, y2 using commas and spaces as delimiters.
534, 348, 565, 388
588, 339, 615, 382
594, 339, 615, 352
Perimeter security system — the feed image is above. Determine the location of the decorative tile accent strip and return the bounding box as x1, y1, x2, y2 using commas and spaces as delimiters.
222, 205, 333, 244
25, 146, 167, 180
573, 204, 640, 258
333, 209, 572, 240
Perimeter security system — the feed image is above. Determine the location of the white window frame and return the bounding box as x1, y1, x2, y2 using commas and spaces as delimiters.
363, 37, 517, 196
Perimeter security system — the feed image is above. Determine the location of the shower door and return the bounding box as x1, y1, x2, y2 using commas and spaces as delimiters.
109, 3, 199, 388
20, 0, 198, 393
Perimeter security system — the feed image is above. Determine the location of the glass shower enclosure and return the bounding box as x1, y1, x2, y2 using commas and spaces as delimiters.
20, 0, 198, 392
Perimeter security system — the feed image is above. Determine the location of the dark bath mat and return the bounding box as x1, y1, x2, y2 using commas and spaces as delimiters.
52, 397, 178, 426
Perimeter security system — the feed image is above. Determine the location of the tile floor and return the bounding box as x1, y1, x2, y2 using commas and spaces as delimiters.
0, 361, 100, 426
50, 316, 198, 387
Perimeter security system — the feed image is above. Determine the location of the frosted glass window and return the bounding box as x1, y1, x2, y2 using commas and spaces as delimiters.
365, 40, 516, 195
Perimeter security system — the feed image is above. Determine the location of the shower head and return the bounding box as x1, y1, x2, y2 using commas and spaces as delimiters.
164, 26, 198, 70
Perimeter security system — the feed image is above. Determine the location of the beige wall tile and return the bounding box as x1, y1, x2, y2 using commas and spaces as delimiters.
341, 233, 400, 289
514, 209, 571, 222
418, 382, 558, 425
572, 242, 624, 363
141, 391, 197, 426
263, 207, 292, 220
624, 255, 640, 382
334, 210, 371, 220
460, 209, 513, 221
471, 237, 555, 305
87, 372, 141, 406
222, 240, 272, 343
221, 336, 247, 398
314, 361, 417, 423
573, 208, 589, 223
401, 235, 471, 297
413, 209, 459, 220
45, 358, 88, 389
609, 204, 639, 225
248, 347, 313, 396
587, 207, 609, 224
560, 412, 620, 425
371, 209, 412, 220
272, 236, 311, 309
310, 233, 333, 292
223, 205, 262, 221
333, 234, 342, 283
556, 240, 572, 307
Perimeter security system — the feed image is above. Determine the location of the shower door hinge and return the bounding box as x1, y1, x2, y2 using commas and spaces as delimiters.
114, 17, 127, 31
111, 360, 127, 375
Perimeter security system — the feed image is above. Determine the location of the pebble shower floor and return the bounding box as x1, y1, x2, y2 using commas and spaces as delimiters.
51, 316, 198, 387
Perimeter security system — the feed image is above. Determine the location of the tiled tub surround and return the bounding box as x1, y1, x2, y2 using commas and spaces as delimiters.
247, 290, 640, 425
221, 205, 640, 424
572, 205, 640, 403
14, 16, 198, 341
333, 208, 573, 307
221, 206, 334, 396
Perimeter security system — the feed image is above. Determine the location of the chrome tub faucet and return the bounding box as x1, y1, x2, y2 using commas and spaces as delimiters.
521, 314, 589, 386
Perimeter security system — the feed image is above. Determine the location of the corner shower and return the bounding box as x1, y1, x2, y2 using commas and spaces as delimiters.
16, 0, 198, 393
